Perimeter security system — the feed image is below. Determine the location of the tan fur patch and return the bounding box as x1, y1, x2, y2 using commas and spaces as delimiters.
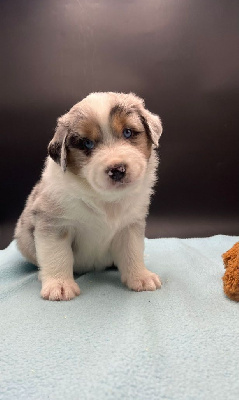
67, 115, 102, 175
110, 108, 152, 159
74, 117, 101, 142
111, 112, 128, 139
133, 131, 152, 160
67, 148, 88, 175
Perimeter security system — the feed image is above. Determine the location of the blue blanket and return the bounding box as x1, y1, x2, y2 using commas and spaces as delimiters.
0, 235, 239, 400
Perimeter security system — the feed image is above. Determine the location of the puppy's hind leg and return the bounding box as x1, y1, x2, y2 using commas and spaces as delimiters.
35, 229, 80, 301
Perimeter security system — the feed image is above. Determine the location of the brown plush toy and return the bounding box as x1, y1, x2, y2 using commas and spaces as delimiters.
222, 242, 239, 301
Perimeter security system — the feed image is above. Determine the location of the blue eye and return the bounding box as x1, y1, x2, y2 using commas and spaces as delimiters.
83, 139, 94, 150
123, 128, 132, 139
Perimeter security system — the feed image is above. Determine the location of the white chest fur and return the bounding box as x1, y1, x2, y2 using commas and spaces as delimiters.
68, 191, 148, 272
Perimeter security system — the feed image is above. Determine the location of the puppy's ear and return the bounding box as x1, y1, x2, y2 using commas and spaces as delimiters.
48, 120, 68, 172
140, 108, 163, 147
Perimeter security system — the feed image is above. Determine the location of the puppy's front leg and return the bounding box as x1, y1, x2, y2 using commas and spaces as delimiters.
35, 229, 80, 301
112, 222, 161, 292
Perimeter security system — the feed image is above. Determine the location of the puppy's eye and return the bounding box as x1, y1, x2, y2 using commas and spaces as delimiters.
83, 139, 94, 150
123, 128, 133, 139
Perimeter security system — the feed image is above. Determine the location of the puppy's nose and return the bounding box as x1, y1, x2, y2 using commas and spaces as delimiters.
107, 164, 126, 182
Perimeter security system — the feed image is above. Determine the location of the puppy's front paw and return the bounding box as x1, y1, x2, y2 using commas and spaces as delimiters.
123, 270, 161, 292
41, 278, 80, 301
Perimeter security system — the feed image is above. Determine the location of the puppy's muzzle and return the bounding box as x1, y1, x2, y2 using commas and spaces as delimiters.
106, 164, 126, 182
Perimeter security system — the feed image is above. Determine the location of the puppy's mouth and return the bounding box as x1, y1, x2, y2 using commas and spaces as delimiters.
110, 179, 130, 188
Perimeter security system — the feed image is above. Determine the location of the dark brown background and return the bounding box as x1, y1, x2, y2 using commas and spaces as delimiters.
0, 0, 239, 249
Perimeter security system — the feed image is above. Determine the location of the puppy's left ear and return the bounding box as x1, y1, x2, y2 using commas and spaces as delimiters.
141, 109, 163, 147
48, 119, 68, 172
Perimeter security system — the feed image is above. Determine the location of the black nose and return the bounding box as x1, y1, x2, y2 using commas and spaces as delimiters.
107, 164, 126, 182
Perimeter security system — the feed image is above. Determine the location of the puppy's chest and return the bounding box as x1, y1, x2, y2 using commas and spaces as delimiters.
70, 200, 135, 271
72, 199, 134, 236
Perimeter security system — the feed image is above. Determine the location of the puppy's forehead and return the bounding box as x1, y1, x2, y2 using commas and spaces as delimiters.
82, 92, 143, 140
72, 93, 112, 141
81, 92, 113, 121
71, 92, 144, 141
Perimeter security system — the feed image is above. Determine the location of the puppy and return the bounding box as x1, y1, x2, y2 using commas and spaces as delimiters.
15, 92, 163, 300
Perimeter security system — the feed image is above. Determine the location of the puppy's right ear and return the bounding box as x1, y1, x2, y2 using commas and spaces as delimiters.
48, 120, 68, 172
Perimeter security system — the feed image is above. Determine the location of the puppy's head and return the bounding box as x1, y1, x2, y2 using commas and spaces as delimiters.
48, 92, 162, 195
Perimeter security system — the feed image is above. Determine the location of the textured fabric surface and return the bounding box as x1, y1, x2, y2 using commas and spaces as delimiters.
0, 235, 239, 400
